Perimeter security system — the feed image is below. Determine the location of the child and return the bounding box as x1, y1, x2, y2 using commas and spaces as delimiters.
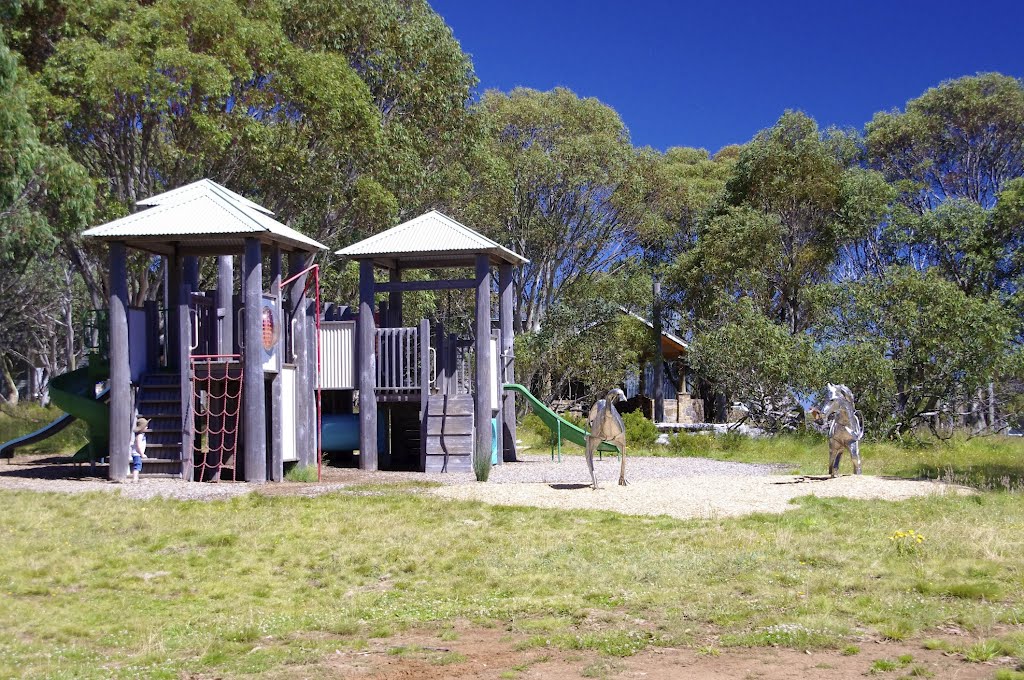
130, 417, 149, 483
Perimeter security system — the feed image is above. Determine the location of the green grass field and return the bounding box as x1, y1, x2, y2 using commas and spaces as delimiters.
3, 481, 1024, 677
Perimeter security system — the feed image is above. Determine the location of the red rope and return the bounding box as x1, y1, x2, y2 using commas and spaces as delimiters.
190, 355, 243, 482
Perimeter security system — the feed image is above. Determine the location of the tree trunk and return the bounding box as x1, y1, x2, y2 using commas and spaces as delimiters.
1, 355, 19, 406
988, 381, 997, 432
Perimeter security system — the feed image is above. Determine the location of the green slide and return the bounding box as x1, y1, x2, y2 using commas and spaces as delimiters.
0, 366, 110, 464
503, 383, 618, 461
51, 366, 110, 464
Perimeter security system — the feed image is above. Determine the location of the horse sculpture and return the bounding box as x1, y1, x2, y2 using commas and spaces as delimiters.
809, 383, 864, 477
585, 388, 627, 489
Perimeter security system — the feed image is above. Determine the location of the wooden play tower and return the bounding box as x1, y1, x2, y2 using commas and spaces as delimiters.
336, 211, 528, 474
82, 180, 326, 482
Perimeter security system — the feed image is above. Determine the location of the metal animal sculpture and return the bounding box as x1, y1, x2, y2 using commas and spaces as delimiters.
810, 383, 864, 477
586, 388, 627, 489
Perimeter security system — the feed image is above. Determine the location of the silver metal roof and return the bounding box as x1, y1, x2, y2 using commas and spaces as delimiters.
136, 178, 275, 216
336, 210, 528, 268
82, 179, 327, 253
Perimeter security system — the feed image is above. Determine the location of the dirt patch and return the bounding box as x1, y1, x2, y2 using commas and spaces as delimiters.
271, 625, 1009, 679
431, 474, 973, 520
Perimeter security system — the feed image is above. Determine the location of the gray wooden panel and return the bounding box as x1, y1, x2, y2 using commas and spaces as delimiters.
425, 415, 474, 436
425, 436, 475, 456
425, 454, 473, 473
427, 395, 474, 416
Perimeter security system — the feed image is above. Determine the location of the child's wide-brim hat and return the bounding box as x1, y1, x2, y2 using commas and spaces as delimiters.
134, 418, 150, 433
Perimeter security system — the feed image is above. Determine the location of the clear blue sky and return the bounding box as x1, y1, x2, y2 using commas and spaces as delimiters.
430, 0, 1024, 154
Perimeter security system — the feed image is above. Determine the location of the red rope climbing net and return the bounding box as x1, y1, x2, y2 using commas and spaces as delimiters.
191, 355, 243, 482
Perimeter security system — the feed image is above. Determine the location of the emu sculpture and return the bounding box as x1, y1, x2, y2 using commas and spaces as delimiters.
585, 388, 627, 489
809, 383, 864, 477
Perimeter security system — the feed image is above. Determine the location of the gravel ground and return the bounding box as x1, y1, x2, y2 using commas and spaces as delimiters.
484, 453, 785, 484
0, 453, 969, 517
432, 474, 973, 520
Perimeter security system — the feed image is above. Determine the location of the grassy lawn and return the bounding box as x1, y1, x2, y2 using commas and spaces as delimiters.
3, 479, 1024, 678
654, 432, 1024, 490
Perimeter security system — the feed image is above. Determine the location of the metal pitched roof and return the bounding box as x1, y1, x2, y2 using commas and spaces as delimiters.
336, 210, 528, 267
82, 179, 326, 253
136, 178, 275, 216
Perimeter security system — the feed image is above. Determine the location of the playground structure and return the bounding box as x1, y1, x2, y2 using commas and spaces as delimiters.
5, 179, 329, 482
1, 181, 622, 481
329, 210, 528, 473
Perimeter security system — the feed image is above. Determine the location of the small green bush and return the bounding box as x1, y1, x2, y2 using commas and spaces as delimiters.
718, 430, 746, 451
667, 432, 713, 455
622, 411, 659, 447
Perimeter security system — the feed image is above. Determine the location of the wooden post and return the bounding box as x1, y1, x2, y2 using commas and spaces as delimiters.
177, 256, 193, 481
473, 254, 492, 481
217, 256, 233, 355
269, 246, 283, 482
419, 318, 430, 472
184, 256, 200, 293
304, 271, 318, 458
358, 259, 378, 470
144, 300, 160, 372
434, 321, 445, 396
108, 242, 131, 481
243, 238, 266, 482
499, 264, 517, 462
652, 275, 665, 423
288, 252, 314, 467
167, 255, 181, 369
389, 268, 402, 327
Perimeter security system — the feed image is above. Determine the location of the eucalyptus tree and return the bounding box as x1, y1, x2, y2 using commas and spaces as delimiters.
675, 111, 892, 335
687, 298, 822, 431
12, 0, 477, 307
866, 74, 1024, 427
866, 73, 1024, 294
463, 87, 638, 334
812, 268, 1015, 435
0, 27, 93, 402
615, 145, 736, 418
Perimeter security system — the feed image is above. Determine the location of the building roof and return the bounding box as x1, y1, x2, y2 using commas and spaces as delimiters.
620, 308, 689, 359
336, 210, 528, 268
82, 179, 327, 254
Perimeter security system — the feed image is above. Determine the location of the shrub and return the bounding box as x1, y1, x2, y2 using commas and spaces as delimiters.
667, 432, 713, 455
622, 411, 659, 447
718, 430, 746, 451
